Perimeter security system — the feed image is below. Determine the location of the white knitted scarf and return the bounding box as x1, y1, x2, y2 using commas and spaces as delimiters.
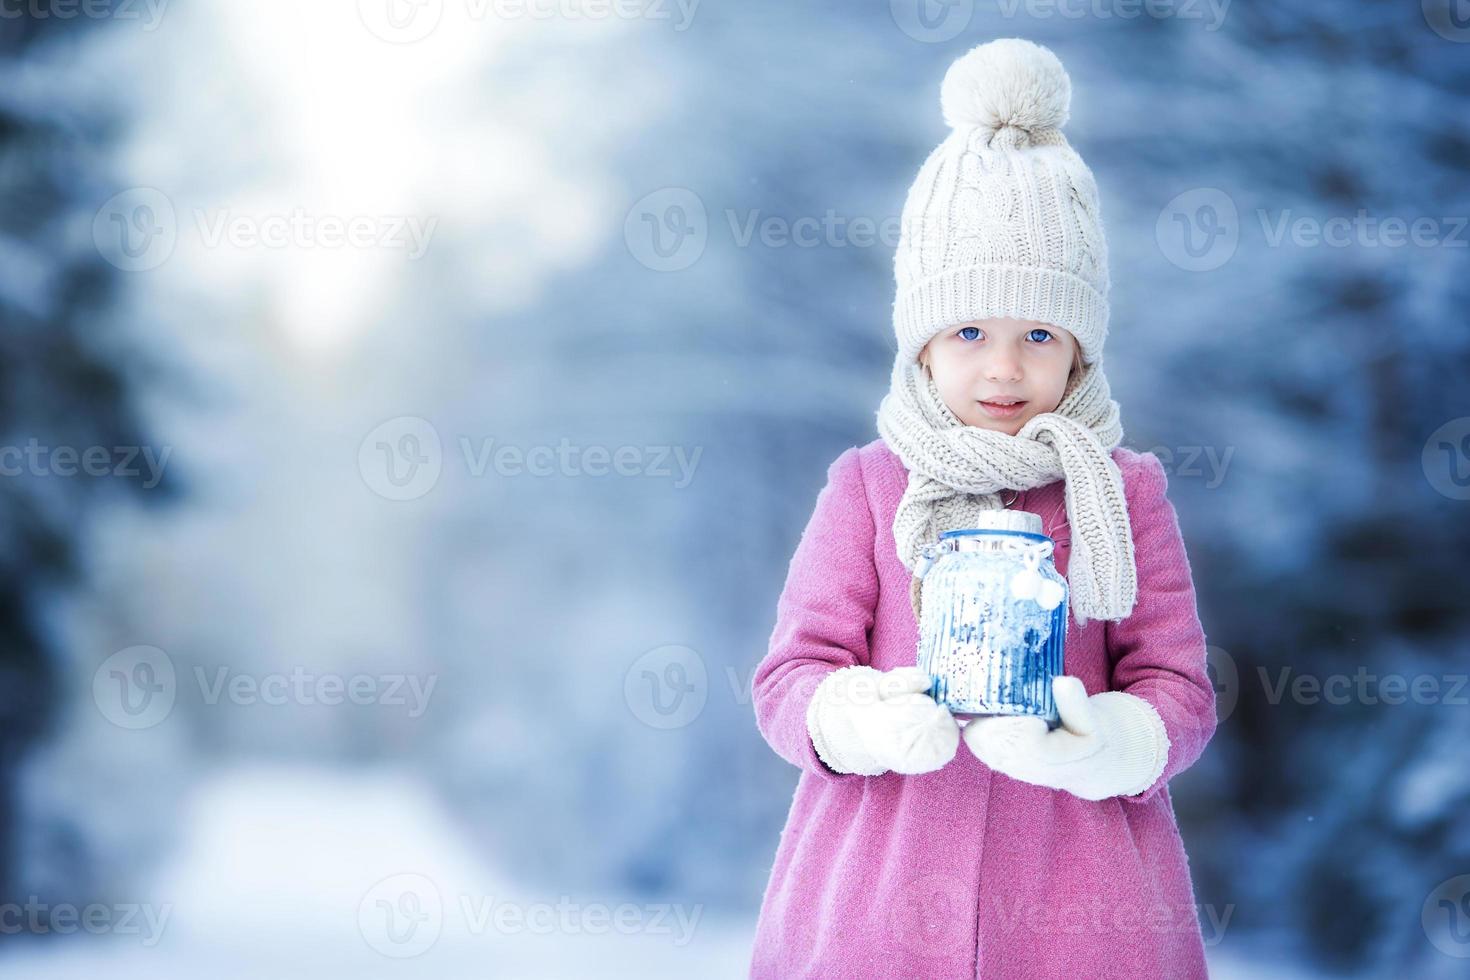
875, 357, 1137, 627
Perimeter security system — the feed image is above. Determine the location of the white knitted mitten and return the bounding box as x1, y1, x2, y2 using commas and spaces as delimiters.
962, 675, 1170, 800
806, 666, 960, 776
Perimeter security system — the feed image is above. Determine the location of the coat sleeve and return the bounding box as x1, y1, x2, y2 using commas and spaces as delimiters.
750, 446, 879, 782
1106, 451, 1218, 804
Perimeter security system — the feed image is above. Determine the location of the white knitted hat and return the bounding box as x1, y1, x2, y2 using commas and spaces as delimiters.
892, 38, 1110, 367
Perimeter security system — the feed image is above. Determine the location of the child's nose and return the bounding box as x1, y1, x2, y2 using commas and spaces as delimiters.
985, 352, 1022, 383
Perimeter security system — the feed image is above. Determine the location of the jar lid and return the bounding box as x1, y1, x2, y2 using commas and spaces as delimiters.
939, 508, 1043, 536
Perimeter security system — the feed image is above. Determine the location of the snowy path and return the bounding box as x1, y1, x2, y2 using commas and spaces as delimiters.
0, 763, 1326, 978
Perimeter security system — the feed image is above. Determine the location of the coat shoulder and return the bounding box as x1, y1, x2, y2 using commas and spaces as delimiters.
857, 436, 897, 465
815, 443, 875, 514
1110, 445, 1171, 509
856, 437, 908, 497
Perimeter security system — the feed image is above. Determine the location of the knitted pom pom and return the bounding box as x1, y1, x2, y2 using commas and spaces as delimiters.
940, 38, 1071, 135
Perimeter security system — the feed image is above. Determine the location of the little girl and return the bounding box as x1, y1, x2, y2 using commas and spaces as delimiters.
749, 39, 1217, 979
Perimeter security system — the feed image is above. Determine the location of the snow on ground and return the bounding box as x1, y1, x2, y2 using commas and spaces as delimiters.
0, 762, 1335, 978
0, 763, 754, 979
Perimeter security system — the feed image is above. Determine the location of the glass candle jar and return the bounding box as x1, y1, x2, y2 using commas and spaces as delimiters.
914, 509, 1067, 726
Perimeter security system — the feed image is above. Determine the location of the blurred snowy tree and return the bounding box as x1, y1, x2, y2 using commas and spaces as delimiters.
0, 8, 176, 909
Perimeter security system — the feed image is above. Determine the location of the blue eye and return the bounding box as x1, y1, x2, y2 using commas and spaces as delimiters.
1027, 328, 1053, 343
957, 326, 981, 341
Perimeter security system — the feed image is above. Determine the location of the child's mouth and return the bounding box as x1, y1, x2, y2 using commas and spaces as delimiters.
979, 400, 1027, 419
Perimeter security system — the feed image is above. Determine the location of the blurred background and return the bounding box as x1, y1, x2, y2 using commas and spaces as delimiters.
1, 0, 1468, 976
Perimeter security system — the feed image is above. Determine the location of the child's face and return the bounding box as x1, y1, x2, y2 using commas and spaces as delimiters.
918, 317, 1078, 436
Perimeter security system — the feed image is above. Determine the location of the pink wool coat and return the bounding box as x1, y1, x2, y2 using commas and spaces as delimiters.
749, 438, 1217, 979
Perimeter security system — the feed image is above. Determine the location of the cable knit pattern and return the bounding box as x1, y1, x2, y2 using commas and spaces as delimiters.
876, 356, 1136, 626
893, 39, 1111, 368
748, 441, 1217, 979
880, 38, 1134, 627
